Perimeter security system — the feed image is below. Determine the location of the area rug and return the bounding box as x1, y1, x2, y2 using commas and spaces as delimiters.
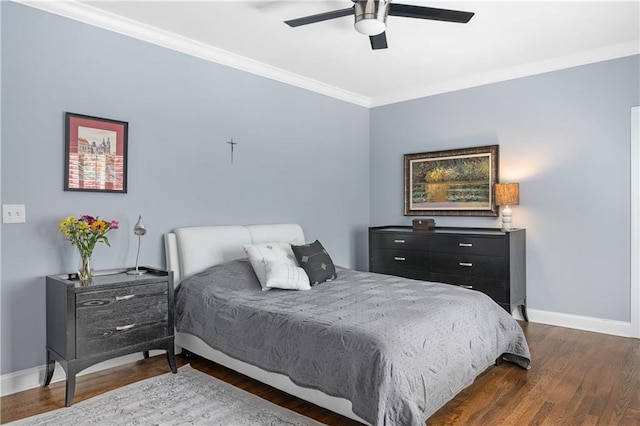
8, 365, 325, 425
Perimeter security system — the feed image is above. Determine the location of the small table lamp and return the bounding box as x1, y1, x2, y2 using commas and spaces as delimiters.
495, 183, 520, 231
127, 215, 147, 275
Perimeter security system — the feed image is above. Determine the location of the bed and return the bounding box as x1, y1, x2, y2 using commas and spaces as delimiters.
165, 223, 530, 425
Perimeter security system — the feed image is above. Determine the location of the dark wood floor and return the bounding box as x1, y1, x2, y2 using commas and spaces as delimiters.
2, 322, 639, 425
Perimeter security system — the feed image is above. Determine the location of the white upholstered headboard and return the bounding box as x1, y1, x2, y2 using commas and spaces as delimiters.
164, 223, 305, 286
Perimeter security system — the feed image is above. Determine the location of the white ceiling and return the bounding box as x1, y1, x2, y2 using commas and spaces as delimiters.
18, 0, 640, 107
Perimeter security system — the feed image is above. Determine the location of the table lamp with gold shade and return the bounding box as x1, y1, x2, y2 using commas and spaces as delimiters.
494, 183, 520, 231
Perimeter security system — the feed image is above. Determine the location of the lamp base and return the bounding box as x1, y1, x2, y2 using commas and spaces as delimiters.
126, 269, 147, 275
501, 205, 513, 231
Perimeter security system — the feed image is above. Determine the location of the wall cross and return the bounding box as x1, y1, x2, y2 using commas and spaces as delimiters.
226, 138, 238, 164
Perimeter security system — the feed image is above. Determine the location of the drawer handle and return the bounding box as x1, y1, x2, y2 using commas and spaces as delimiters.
393, 239, 406, 244
116, 324, 136, 331
459, 262, 473, 267
460, 285, 474, 289
115, 294, 135, 301
394, 257, 406, 261
459, 243, 473, 247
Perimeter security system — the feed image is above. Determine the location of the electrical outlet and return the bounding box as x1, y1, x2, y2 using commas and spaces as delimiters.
2, 204, 26, 224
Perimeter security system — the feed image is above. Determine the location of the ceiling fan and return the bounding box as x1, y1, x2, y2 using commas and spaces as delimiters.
285, 0, 474, 50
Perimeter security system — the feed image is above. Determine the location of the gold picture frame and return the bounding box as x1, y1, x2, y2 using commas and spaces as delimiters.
404, 145, 499, 216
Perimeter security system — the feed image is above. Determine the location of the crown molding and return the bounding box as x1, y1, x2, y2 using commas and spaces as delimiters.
12, 1, 639, 109
370, 40, 640, 107
12, 0, 372, 108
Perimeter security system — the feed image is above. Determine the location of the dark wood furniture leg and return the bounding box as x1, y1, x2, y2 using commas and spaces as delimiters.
167, 345, 177, 373
520, 302, 529, 322
65, 373, 76, 407
43, 349, 55, 387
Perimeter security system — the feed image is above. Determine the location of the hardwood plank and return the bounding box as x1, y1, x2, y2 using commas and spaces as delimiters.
2, 322, 639, 425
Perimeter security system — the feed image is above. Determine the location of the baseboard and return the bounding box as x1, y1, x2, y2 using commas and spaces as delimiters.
0, 350, 165, 397
525, 308, 633, 338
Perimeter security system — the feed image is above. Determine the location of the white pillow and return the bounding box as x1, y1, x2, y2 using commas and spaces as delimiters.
243, 243, 297, 291
265, 261, 311, 290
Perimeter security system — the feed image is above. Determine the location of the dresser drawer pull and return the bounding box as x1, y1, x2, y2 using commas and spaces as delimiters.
115, 294, 135, 301
460, 285, 474, 289
394, 257, 406, 261
116, 324, 136, 331
458, 243, 473, 247
459, 262, 473, 267
393, 239, 406, 244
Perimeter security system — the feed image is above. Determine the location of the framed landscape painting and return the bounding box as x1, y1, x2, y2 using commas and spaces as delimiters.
64, 112, 128, 193
404, 145, 499, 216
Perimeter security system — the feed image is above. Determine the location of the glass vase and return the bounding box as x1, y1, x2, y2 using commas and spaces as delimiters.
78, 252, 94, 286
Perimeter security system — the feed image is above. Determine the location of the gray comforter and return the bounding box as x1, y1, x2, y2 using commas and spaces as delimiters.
175, 259, 530, 426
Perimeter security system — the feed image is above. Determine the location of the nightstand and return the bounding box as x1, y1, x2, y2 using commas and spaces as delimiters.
43, 267, 177, 407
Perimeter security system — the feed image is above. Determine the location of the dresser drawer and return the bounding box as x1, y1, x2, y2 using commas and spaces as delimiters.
371, 248, 428, 273
370, 232, 429, 251
431, 235, 505, 256
431, 253, 506, 280
433, 274, 509, 304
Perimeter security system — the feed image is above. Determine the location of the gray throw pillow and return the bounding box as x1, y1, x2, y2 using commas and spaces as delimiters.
290, 240, 337, 286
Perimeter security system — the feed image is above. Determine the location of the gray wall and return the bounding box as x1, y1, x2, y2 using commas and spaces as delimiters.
370, 55, 640, 322
1, 1, 638, 377
0, 3, 370, 374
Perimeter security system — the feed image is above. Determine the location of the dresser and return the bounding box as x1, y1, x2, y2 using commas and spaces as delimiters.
369, 226, 527, 320
44, 267, 177, 406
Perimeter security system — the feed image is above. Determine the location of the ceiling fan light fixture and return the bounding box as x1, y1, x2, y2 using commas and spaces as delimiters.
354, 0, 389, 36
354, 19, 386, 36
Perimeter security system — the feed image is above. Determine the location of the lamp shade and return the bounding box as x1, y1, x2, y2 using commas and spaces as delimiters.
495, 183, 520, 206
133, 215, 146, 236
127, 215, 147, 275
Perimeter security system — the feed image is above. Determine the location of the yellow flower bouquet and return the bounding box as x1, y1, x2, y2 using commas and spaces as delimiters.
59, 215, 119, 285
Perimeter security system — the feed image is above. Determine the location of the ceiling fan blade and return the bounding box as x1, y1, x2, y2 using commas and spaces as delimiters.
389, 3, 474, 23
370, 32, 388, 50
285, 7, 355, 27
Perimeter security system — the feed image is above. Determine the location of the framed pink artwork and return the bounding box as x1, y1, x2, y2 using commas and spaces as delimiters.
64, 112, 128, 193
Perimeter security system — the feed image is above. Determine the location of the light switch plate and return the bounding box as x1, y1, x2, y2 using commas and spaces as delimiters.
2, 204, 26, 223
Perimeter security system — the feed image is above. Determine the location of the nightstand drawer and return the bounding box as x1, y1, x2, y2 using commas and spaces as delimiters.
431, 235, 505, 256
76, 282, 168, 314
370, 232, 428, 251
76, 320, 168, 358
371, 248, 428, 273
76, 298, 168, 357
431, 253, 505, 280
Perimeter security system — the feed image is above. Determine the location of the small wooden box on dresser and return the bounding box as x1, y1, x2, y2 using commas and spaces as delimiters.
369, 226, 527, 320
44, 267, 177, 407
